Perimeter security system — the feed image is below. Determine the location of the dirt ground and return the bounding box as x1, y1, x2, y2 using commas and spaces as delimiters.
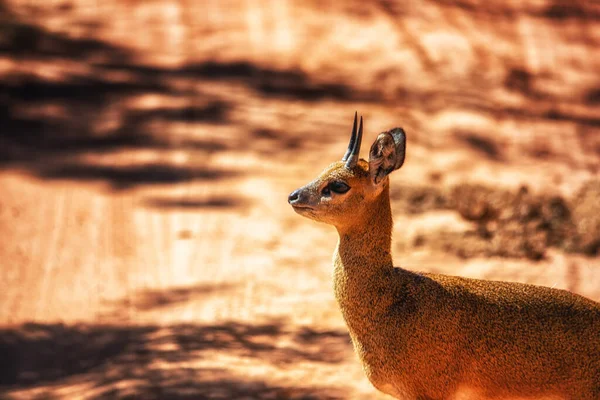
0, 0, 599, 399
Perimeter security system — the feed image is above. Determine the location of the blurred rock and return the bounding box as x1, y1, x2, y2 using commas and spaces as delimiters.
571, 180, 600, 256
393, 180, 599, 261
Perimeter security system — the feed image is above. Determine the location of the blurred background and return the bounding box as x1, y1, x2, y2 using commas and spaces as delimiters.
0, 0, 599, 398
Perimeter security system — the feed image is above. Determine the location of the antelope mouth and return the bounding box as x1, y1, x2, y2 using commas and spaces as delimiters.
291, 204, 314, 211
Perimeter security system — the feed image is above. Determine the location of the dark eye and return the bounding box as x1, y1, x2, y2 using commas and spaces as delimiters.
329, 181, 350, 194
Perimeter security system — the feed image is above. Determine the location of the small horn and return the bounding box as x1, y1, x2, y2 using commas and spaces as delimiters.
342, 111, 358, 161
342, 112, 358, 162
345, 115, 363, 169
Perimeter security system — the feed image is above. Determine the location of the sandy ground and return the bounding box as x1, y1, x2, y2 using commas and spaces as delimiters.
0, 0, 599, 399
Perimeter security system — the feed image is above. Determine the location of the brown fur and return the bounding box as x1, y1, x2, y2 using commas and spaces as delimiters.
290, 158, 600, 400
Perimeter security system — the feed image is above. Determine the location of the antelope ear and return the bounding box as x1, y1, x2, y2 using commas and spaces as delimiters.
368, 128, 406, 185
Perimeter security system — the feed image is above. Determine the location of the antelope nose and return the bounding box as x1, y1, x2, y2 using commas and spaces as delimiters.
288, 189, 301, 204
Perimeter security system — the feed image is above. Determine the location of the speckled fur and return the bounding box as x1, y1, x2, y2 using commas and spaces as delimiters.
291, 158, 600, 400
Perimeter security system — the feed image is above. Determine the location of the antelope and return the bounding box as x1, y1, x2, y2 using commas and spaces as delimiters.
288, 113, 600, 400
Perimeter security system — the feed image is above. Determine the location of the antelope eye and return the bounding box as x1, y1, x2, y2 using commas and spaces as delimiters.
329, 181, 350, 194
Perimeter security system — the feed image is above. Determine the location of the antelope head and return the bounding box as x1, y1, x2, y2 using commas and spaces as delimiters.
288, 112, 406, 230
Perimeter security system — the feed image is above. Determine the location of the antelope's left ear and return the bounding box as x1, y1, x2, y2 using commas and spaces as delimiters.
368, 128, 406, 185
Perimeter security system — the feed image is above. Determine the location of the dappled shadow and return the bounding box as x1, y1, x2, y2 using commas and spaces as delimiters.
0, 5, 372, 200
429, 0, 600, 21
97, 60, 380, 103
540, 1, 600, 21
0, 19, 241, 194
456, 132, 503, 161
504, 68, 539, 100
37, 162, 239, 190
0, 19, 131, 62
115, 283, 239, 312
0, 320, 351, 398
145, 196, 247, 210
585, 88, 600, 106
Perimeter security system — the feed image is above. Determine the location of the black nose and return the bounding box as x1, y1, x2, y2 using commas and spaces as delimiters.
288, 189, 300, 204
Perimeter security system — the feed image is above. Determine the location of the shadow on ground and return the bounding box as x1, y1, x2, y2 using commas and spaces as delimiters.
110, 283, 240, 312
0, 10, 368, 200
0, 319, 351, 399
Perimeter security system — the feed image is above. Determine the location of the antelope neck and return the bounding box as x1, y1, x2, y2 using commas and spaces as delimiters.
334, 186, 394, 277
